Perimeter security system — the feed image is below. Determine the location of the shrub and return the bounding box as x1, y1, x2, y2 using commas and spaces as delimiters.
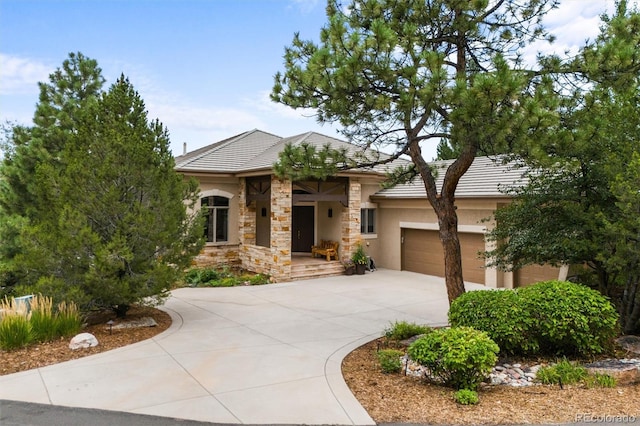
408, 326, 499, 390
449, 289, 537, 355
519, 281, 619, 356
449, 281, 619, 357
54, 300, 82, 338
536, 358, 588, 385
384, 321, 431, 341
453, 389, 479, 405
0, 297, 33, 350
377, 349, 404, 373
248, 274, 270, 285
29, 295, 57, 342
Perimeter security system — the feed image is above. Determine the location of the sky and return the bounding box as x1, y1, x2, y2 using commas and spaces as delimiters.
0, 0, 633, 160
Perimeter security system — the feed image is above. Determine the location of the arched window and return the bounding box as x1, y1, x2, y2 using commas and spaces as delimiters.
202, 196, 229, 243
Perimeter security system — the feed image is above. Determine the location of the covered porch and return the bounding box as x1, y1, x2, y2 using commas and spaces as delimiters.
238, 174, 362, 282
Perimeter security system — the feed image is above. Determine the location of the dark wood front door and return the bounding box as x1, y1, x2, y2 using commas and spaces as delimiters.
292, 206, 314, 252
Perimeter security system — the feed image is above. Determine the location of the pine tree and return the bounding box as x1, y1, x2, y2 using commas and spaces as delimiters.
12, 75, 204, 315
272, 0, 559, 303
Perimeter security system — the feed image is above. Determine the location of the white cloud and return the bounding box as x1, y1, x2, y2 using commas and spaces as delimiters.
244, 90, 320, 121
0, 53, 53, 95
288, 0, 320, 14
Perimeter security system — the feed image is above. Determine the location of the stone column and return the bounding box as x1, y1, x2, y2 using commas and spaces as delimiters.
269, 176, 292, 281
340, 179, 361, 260
238, 178, 256, 269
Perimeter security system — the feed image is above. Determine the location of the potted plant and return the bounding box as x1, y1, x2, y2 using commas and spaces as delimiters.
342, 260, 355, 275
351, 243, 368, 275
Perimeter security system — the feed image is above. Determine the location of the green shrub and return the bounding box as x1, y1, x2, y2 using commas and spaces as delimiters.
184, 268, 221, 286
449, 281, 619, 357
449, 289, 537, 355
0, 310, 33, 351
536, 358, 588, 385
377, 349, 404, 373
248, 274, 270, 285
207, 277, 237, 287
408, 326, 499, 390
383, 321, 431, 341
519, 281, 619, 356
453, 389, 479, 405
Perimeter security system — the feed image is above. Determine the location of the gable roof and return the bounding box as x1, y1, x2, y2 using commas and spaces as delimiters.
174, 129, 406, 175
174, 129, 282, 172
374, 156, 529, 199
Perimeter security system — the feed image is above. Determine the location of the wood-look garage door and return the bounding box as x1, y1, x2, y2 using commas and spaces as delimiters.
401, 229, 486, 284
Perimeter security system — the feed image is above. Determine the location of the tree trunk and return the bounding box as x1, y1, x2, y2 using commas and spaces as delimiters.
437, 198, 466, 304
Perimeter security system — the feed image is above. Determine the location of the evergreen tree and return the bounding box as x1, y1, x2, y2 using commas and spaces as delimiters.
0, 52, 105, 294
12, 75, 204, 315
272, 0, 559, 303
485, 2, 640, 333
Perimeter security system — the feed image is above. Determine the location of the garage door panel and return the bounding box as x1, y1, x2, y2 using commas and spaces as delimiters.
402, 228, 485, 284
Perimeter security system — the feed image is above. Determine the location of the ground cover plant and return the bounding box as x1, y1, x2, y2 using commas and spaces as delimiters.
183, 266, 270, 287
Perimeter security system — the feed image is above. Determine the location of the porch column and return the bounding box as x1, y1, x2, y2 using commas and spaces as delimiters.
270, 176, 292, 281
340, 179, 361, 260
239, 178, 256, 269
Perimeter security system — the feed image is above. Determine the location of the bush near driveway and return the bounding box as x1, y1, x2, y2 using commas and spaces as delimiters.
408, 326, 499, 391
449, 280, 619, 357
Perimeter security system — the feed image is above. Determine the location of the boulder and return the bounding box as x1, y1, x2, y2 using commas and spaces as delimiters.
616, 335, 640, 356
111, 316, 158, 329
584, 359, 640, 386
69, 333, 99, 350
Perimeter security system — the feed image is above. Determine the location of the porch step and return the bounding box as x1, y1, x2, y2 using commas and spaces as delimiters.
290, 258, 345, 281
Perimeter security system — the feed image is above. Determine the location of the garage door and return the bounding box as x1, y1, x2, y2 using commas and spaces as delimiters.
401, 228, 486, 284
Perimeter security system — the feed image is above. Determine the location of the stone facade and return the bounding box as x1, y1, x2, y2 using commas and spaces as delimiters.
192, 245, 240, 268
268, 177, 292, 281
340, 180, 362, 260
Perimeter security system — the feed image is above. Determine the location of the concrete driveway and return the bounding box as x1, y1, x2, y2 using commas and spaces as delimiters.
0, 270, 484, 425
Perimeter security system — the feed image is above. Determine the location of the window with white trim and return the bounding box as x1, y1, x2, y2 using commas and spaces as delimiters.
202, 196, 229, 243
360, 208, 376, 234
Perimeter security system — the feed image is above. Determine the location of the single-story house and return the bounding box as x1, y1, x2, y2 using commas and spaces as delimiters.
175, 129, 561, 287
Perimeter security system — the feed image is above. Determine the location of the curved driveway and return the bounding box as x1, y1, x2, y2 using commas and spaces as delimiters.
0, 270, 484, 425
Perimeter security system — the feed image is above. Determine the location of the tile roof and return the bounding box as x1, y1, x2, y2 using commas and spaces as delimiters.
374, 156, 529, 199
174, 129, 406, 175
174, 129, 527, 198
174, 129, 282, 172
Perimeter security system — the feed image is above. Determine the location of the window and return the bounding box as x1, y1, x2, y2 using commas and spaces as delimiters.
360, 208, 376, 234
202, 196, 229, 243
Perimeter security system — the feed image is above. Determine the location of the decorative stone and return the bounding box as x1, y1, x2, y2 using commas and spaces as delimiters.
69, 333, 99, 350
616, 335, 640, 355
111, 317, 157, 329
584, 359, 640, 386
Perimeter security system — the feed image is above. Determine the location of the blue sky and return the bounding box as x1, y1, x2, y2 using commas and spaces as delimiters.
0, 0, 632, 159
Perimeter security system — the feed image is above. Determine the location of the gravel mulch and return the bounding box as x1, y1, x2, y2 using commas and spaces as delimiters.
0, 305, 171, 376
342, 339, 640, 425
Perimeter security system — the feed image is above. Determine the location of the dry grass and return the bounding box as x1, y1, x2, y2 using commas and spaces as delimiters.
0, 306, 171, 376
342, 339, 640, 425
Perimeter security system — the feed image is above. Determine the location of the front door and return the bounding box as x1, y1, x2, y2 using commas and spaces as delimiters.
292, 205, 314, 252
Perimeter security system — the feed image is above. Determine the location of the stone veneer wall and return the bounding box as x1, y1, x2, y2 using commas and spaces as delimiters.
340, 180, 362, 260
238, 176, 292, 282
267, 177, 292, 281
192, 245, 240, 268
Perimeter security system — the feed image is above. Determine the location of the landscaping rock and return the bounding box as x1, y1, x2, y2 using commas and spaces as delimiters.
616, 335, 640, 356
69, 333, 99, 350
111, 317, 158, 330
584, 359, 640, 385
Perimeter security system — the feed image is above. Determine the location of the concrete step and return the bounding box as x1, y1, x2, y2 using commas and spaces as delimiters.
291, 259, 345, 280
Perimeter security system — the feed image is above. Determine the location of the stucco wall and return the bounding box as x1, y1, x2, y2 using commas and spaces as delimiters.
373, 197, 505, 272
